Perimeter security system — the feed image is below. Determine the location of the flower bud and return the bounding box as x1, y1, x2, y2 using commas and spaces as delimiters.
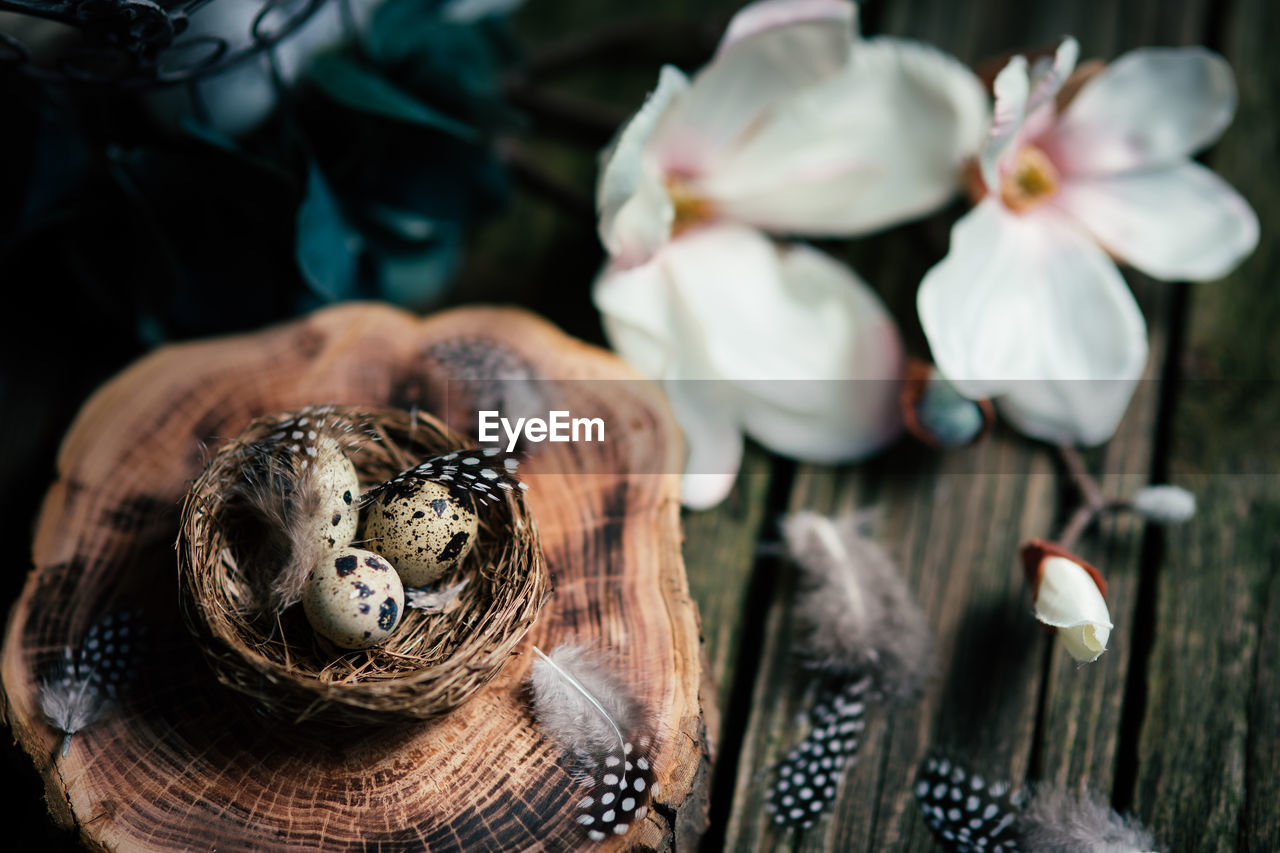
1130, 485, 1196, 524
900, 360, 994, 448
1021, 539, 1112, 664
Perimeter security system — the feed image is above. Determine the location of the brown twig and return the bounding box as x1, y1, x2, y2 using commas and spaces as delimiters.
1054, 444, 1107, 550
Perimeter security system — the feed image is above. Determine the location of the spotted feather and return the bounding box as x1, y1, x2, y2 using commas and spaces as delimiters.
767, 676, 869, 828
362, 447, 527, 507
914, 755, 1024, 852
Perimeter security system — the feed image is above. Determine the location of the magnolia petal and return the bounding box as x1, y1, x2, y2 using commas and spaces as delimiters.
666, 378, 745, 510
1020, 37, 1079, 141
1050, 47, 1237, 176
717, 0, 856, 53
701, 36, 989, 235
980, 54, 1029, 195
593, 253, 681, 379
597, 66, 688, 264
734, 243, 904, 461
1035, 556, 1113, 663
918, 201, 1148, 445
1055, 161, 1259, 282
652, 2, 853, 176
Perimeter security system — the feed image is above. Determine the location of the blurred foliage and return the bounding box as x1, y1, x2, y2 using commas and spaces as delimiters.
0, 0, 523, 358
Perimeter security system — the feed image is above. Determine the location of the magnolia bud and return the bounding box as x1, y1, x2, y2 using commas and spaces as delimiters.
901, 361, 994, 448
1130, 485, 1196, 524
1021, 540, 1112, 664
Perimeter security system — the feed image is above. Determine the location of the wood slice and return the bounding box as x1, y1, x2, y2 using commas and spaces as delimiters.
1, 303, 707, 852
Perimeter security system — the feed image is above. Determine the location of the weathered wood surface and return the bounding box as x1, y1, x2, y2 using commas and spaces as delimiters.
5, 0, 1278, 850
0, 304, 706, 851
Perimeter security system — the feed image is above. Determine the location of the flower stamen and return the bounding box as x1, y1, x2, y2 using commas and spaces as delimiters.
1000, 144, 1060, 212
666, 178, 715, 237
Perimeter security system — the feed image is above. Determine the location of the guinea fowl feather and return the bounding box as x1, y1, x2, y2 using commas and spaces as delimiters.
529, 644, 657, 842
767, 511, 932, 829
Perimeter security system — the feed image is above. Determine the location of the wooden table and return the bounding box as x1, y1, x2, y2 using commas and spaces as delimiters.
3, 0, 1277, 850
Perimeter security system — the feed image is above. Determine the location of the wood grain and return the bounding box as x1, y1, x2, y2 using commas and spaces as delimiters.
1132, 0, 1280, 846
1, 304, 706, 851
714, 1, 1213, 849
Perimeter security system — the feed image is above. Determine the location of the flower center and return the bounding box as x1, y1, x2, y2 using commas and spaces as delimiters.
666, 177, 714, 236
1000, 145, 1060, 213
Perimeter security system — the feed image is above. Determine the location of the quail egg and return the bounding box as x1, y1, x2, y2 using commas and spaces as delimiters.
361, 479, 478, 587
303, 547, 405, 649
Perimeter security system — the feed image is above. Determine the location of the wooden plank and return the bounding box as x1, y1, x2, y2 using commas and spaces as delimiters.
1132, 0, 1280, 845
723, 0, 1212, 848
681, 444, 776, 749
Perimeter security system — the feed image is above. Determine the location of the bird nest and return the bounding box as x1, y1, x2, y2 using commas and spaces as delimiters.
178, 406, 547, 725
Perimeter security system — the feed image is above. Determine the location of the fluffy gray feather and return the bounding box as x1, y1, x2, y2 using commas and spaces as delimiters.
1019, 785, 1160, 853
782, 511, 932, 699
227, 409, 360, 614
40, 654, 109, 758
527, 644, 657, 841
529, 644, 641, 759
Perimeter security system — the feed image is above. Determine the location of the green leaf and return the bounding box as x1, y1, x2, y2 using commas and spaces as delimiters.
296, 165, 364, 302
375, 239, 461, 310
306, 53, 479, 141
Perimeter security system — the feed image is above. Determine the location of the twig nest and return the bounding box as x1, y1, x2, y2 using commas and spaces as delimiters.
178, 405, 548, 725
362, 480, 479, 586
303, 548, 405, 649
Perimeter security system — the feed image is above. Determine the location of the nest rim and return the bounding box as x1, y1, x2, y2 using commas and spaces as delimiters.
178, 405, 547, 726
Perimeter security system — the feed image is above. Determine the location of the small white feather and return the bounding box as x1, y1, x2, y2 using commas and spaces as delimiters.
405, 579, 469, 612
40, 658, 109, 758
782, 511, 932, 698
1019, 785, 1161, 853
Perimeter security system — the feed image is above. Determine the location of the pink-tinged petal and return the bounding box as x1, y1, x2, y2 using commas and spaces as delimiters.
1020, 37, 1079, 140
1049, 47, 1237, 176
980, 54, 1030, 195
597, 66, 688, 264
918, 200, 1148, 445
700, 36, 988, 235
652, 3, 853, 175
1055, 161, 1259, 281
717, 0, 856, 53
734, 243, 904, 461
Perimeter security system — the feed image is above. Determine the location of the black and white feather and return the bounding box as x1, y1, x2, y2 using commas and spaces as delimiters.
40, 610, 147, 757
229, 406, 362, 613
914, 754, 1162, 853
767, 675, 869, 828
361, 447, 528, 508
528, 644, 657, 842
915, 754, 1024, 852
766, 511, 932, 829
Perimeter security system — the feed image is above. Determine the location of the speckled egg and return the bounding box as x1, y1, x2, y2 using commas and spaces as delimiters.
302, 436, 361, 554
303, 547, 405, 649
361, 479, 478, 587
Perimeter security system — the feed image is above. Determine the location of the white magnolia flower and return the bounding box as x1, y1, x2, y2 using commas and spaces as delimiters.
919, 38, 1258, 446
599, 0, 988, 267
1021, 540, 1112, 664
595, 0, 986, 507
596, 224, 904, 509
